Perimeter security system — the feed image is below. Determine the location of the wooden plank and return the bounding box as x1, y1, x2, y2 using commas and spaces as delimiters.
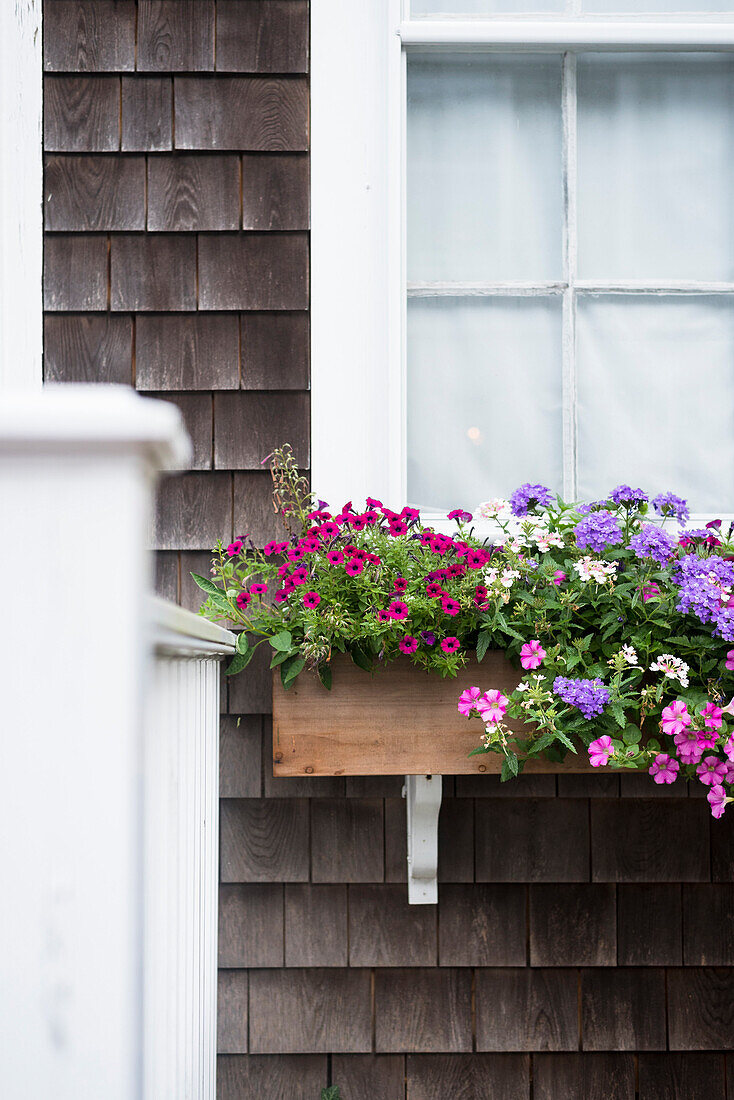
217, 970, 248, 1054
374, 969, 472, 1053
44, 314, 132, 382
638, 1053, 727, 1100
591, 801, 710, 882
264, 721, 345, 797
228, 638, 273, 714
668, 968, 734, 1050
121, 76, 172, 151
385, 797, 408, 884
273, 652, 618, 777
438, 884, 526, 967
216, 1, 309, 74
438, 799, 474, 883
45, 154, 144, 230
311, 798, 384, 883
534, 1054, 635, 1100
332, 1055, 405, 1100
44, 75, 119, 151
218, 883, 284, 968
580, 969, 666, 1051
43, 234, 108, 311
232, 470, 291, 548
153, 470, 231, 550
147, 155, 240, 231
136, 313, 239, 390
284, 884, 348, 967
476, 799, 590, 882
152, 393, 212, 469
44, 1, 136, 72
220, 798, 310, 884
137, 0, 214, 71
407, 1054, 530, 1100
617, 885, 682, 966
249, 968, 372, 1054
111, 234, 196, 310
174, 76, 308, 151
199, 233, 308, 310
153, 549, 178, 604
476, 969, 578, 1052
241, 312, 309, 389
217, 1055, 327, 1100
219, 715, 262, 799
214, 391, 309, 469
711, 811, 734, 882
529, 884, 616, 967
242, 153, 309, 230
348, 884, 437, 967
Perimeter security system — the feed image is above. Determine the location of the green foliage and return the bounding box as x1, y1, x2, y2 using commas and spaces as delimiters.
321, 1088, 341, 1100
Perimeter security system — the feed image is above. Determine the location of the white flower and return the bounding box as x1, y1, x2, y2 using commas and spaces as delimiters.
500, 568, 520, 588
517, 681, 529, 692
649, 653, 690, 688
477, 499, 511, 520
622, 645, 638, 665
573, 556, 618, 584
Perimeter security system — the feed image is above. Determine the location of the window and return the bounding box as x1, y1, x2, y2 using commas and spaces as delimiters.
311, 3, 734, 520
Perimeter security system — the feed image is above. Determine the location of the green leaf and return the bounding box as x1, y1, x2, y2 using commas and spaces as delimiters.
500, 751, 519, 782
476, 630, 492, 663
622, 724, 642, 746
468, 744, 490, 757
270, 649, 292, 669
190, 572, 222, 598
610, 702, 627, 729
318, 664, 333, 690
269, 630, 293, 652
236, 632, 249, 655
225, 648, 255, 676
321, 1088, 341, 1100
281, 655, 306, 689
554, 729, 577, 753
350, 648, 373, 673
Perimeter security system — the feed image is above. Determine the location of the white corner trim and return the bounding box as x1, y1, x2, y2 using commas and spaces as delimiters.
0, 0, 42, 390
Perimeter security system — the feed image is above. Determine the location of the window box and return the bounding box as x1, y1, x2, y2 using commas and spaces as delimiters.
272, 650, 603, 778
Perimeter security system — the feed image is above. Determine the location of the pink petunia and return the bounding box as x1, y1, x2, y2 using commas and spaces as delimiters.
697, 755, 728, 786
588, 735, 614, 767
673, 728, 704, 765
376, 609, 391, 623
552, 570, 567, 586
425, 582, 444, 598
235, 591, 251, 610
393, 577, 408, 593
327, 550, 345, 565
723, 734, 734, 762
701, 702, 724, 730
708, 784, 729, 819
642, 582, 661, 603
345, 559, 364, 577
441, 597, 461, 617
388, 600, 408, 621
399, 635, 419, 655
520, 640, 546, 671
458, 686, 483, 717
696, 729, 718, 750
440, 637, 460, 654
726, 650, 734, 671
319, 521, 340, 540
388, 519, 408, 537
274, 589, 289, 603
226, 539, 243, 557
290, 567, 308, 587
661, 700, 691, 738
250, 583, 267, 596
302, 590, 321, 609
648, 753, 679, 785
477, 689, 509, 724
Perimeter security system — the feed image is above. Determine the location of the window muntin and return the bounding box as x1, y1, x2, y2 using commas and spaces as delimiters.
406, 47, 734, 513
412, 1, 734, 15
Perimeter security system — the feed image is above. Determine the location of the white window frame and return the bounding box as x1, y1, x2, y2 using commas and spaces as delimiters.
311, 1, 734, 524
0, 0, 43, 390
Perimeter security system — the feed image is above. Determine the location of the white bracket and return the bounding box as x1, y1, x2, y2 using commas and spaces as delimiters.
403, 774, 443, 905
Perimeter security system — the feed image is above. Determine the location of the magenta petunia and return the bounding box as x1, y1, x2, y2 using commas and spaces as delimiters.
552, 570, 566, 586
393, 577, 408, 593
399, 635, 419, 655
440, 637, 460, 654
388, 519, 408, 537
235, 591, 251, 610
345, 559, 364, 577
458, 686, 483, 717
520, 640, 546, 670
648, 753, 679, 785
588, 735, 614, 767
388, 600, 408, 620
319, 521, 340, 540
302, 590, 321, 609
290, 567, 308, 586
249, 583, 267, 596
441, 597, 460, 617
287, 546, 304, 563
366, 496, 383, 509
326, 550, 345, 565
425, 582, 444, 598
274, 589, 289, 603
226, 539, 243, 557
376, 609, 391, 623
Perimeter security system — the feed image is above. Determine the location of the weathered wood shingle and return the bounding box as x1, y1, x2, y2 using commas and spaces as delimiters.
174, 77, 308, 151
137, 0, 215, 71
216, 1, 309, 74
44, 314, 132, 382
44, 1, 137, 72
147, 155, 241, 231
45, 155, 145, 231
249, 969, 372, 1054
45, 76, 120, 151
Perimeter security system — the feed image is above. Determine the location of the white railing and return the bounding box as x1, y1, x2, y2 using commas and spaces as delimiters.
0, 386, 234, 1100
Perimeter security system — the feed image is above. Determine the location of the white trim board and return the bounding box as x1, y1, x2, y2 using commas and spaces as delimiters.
0, 0, 43, 390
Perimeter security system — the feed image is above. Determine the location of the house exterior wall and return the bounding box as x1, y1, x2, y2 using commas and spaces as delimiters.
42, 3, 734, 1097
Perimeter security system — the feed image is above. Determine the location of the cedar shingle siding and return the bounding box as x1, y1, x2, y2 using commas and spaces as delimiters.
42, 4, 734, 1097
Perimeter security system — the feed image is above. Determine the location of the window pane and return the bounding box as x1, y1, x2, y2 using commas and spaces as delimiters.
577, 54, 734, 282
577, 296, 734, 512
407, 296, 563, 511
584, 0, 734, 11
407, 54, 563, 282
412, 0, 565, 12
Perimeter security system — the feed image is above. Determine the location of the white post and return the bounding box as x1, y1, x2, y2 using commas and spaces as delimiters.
0, 387, 193, 1100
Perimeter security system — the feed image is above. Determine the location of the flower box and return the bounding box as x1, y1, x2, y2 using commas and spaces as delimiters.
272, 650, 606, 777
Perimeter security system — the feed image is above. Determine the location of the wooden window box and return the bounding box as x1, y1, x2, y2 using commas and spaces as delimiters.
272, 650, 603, 777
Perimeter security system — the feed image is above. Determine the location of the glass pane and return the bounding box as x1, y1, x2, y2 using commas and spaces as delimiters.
412, 0, 565, 12
577, 296, 734, 512
407, 296, 563, 511
407, 54, 563, 282
577, 54, 734, 281
585, 0, 734, 11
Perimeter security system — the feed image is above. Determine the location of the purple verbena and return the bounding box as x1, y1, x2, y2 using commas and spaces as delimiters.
574, 510, 623, 554
509, 483, 554, 517
629, 523, 677, 567
609, 485, 648, 508
652, 492, 690, 523
553, 676, 610, 720
675, 554, 734, 639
